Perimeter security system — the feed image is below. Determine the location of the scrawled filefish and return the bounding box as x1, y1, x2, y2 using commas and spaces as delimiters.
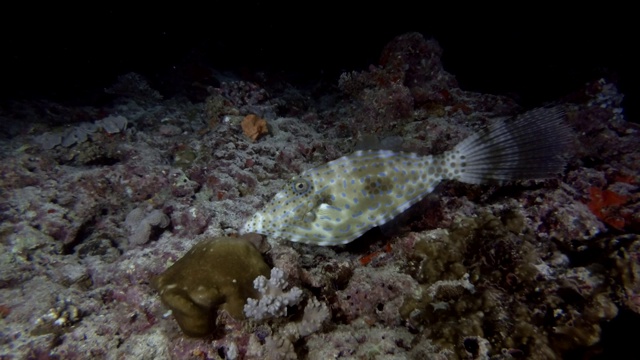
241, 107, 572, 246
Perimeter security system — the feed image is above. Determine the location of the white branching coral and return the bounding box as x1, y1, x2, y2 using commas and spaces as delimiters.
244, 267, 303, 321
244, 267, 330, 360
283, 297, 330, 338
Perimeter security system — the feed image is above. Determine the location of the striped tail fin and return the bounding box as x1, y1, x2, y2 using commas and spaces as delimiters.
453, 107, 573, 184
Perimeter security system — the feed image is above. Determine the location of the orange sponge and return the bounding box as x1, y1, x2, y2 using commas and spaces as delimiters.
241, 114, 268, 141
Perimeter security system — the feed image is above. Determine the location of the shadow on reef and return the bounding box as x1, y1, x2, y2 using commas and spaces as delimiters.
568, 308, 640, 359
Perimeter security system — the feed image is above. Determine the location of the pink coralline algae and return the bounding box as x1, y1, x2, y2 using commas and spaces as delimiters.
0, 32, 638, 360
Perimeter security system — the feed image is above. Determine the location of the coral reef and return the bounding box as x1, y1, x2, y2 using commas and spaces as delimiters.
104, 72, 163, 103
35, 115, 128, 150
151, 236, 270, 336
244, 267, 303, 321
0, 32, 638, 359
125, 207, 171, 247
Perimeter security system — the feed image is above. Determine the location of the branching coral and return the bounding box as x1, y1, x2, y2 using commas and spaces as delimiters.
284, 297, 330, 338
244, 267, 303, 321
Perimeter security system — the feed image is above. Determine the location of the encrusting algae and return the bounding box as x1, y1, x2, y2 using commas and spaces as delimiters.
241, 107, 573, 245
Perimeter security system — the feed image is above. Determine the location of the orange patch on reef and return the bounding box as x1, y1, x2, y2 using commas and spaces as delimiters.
359, 242, 392, 266
587, 187, 630, 230
359, 251, 381, 266
613, 174, 638, 184
241, 114, 268, 142
0, 304, 10, 319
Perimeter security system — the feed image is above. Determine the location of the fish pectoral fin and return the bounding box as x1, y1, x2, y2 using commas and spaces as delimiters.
302, 203, 335, 224
302, 212, 316, 223
317, 203, 342, 214
311, 203, 345, 227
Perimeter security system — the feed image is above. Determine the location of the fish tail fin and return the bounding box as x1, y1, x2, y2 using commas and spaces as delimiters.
452, 107, 573, 184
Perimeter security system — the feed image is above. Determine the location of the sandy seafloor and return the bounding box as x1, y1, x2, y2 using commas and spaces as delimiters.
1, 33, 639, 359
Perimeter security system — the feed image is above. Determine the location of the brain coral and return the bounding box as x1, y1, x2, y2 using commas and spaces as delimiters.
151, 235, 270, 336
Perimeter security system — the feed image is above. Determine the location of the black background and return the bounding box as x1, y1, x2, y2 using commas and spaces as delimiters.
2, 4, 636, 120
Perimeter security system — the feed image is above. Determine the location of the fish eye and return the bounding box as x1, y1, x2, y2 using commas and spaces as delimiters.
291, 178, 311, 194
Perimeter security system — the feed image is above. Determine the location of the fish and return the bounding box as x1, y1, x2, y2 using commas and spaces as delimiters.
240, 107, 572, 246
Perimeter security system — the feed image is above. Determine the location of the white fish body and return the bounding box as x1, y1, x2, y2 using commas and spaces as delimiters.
241, 108, 572, 246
